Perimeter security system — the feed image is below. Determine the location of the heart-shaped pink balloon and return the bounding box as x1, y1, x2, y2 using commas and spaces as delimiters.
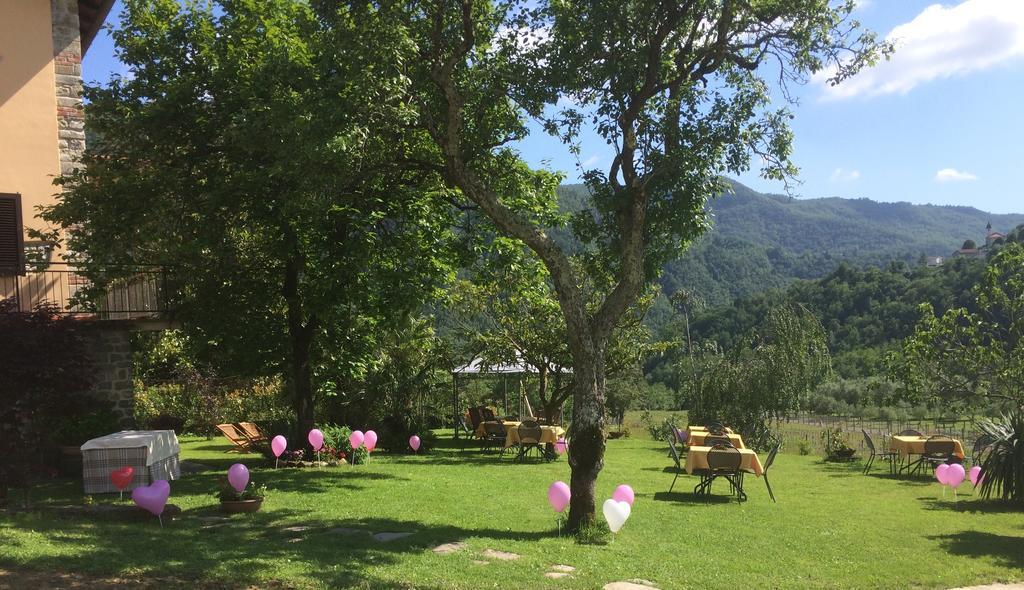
132, 480, 170, 516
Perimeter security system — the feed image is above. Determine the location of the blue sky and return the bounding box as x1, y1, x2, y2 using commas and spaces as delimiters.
83, 0, 1024, 214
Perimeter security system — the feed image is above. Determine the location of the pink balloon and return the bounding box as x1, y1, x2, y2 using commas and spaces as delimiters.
364, 430, 378, 452
555, 438, 568, 455
935, 463, 950, 485
228, 463, 249, 493
271, 435, 287, 458
409, 435, 421, 452
946, 463, 966, 488
612, 484, 635, 506
132, 480, 170, 516
349, 430, 364, 449
969, 465, 982, 487
548, 481, 571, 513
308, 429, 324, 451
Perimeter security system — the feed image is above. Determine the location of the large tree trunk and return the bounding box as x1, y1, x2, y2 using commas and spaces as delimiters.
283, 250, 317, 440
566, 344, 607, 531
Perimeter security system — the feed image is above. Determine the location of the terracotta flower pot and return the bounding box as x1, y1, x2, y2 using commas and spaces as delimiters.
220, 498, 263, 513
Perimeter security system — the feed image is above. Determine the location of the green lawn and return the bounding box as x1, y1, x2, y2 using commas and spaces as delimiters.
2, 432, 1023, 589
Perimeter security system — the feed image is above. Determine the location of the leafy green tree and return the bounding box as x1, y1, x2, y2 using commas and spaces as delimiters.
686, 304, 833, 450
389, 0, 886, 528
889, 243, 1024, 410
447, 238, 655, 421
43, 0, 456, 434
962, 239, 977, 250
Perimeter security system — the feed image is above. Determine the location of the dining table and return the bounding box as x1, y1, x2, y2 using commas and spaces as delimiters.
684, 445, 764, 476
687, 431, 746, 449
890, 434, 965, 475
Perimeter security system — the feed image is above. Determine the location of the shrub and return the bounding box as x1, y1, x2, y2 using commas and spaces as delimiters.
640, 411, 682, 441
0, 302, 97, 503
52, 406, 122, 446
821, 428, 856, 462
976, 407, 1024, 504
134, 377, 291, 436
796, 439, 812, 456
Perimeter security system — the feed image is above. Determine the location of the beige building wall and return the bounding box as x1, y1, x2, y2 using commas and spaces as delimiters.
0, 0, 62, 240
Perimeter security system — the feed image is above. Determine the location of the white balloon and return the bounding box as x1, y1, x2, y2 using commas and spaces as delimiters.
602, 498, 631, 533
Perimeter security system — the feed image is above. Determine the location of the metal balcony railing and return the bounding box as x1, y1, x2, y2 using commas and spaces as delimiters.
0, 263, 169, 320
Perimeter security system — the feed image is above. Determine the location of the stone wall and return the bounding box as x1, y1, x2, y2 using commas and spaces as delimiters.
51, 0, 86, 175
85, 327, 136, 428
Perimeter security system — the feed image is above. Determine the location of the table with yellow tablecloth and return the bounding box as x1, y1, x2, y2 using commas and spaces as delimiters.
889, 435, 965, 460
686, 425, 734, 436
687, 431, 746, 449
475, 420, 521, 439
505, 424, 565, 448
684, 445, 763, 476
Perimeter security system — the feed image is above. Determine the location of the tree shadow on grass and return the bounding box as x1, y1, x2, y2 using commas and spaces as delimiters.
927, 530, 1024, 569
919, 497, 1024, 514
2, 506, 559, 589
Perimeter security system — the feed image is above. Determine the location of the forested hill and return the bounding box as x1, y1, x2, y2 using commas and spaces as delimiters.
557, 181, 1024, 305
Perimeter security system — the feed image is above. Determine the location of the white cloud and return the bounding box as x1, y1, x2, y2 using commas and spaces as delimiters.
581, 155, 601, 168
818, 0, 1024, 100
830, 167, 861, 182
935, 167, 978, 182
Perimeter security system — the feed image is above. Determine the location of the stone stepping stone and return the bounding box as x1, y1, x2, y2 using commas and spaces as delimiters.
481, 549, 520, 561
373, 532, 413, 542
545, 572, 571, 579
471, 560, 490, 566
603, 581, 659, 590
286, 537, 305, 543
200, 522, 231, 530
550, 565, 576, 573
282, 525, 314, 534
196, 516, 230, 523
432, 541, 468, 554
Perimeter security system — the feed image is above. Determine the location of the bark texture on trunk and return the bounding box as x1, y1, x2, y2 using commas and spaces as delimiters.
566, 344, 606, 531
283, 251, 318, 440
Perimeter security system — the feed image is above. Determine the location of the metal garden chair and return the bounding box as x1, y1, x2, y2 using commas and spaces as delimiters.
861, 429, 897, 475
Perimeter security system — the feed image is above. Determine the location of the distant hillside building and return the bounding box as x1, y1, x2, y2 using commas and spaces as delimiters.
952, 222, 1006, 259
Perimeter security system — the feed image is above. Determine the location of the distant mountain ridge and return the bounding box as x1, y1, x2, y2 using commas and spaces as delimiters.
556, 180, 1024, 305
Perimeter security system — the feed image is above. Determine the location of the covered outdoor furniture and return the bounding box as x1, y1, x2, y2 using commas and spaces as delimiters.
505, 422, 564, 450
81, 430, 181, 494
891, 434, 965, 475
694, 444, 747, 502
217, 423, 256, 452
862, 429, 897, 475
685, 445, 764, 477
689, 431, 745, 449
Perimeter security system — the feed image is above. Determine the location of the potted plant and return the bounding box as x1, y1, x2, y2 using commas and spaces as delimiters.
217, 482, 268, 513
822, 428, 856, 462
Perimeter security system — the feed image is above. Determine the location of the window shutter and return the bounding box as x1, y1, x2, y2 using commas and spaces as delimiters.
0, 193, 25, 275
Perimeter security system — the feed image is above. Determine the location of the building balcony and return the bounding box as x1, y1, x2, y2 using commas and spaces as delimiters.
0, 262, 171, 323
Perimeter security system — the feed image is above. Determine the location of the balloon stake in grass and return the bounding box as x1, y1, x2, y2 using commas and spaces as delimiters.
548, 481, 570, 535
603, 498, 631, 538
271, 435, 287, 469
110, 466, 134, 501
308, 429, 324, 468
132, 480, 170, 528
946, 463, 966, 501
349, 430, 364, 465
364, 430, 378, 463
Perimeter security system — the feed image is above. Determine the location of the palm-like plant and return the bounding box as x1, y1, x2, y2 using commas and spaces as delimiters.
977, 407, 1024, 503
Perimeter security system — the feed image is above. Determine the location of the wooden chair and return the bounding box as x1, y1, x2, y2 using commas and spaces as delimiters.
235, 422, 268, 445
217, 423, 254, 452
467, 407, 486, 435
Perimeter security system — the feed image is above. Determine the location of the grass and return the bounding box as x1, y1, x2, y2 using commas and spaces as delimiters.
1, 431, 1023, 589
